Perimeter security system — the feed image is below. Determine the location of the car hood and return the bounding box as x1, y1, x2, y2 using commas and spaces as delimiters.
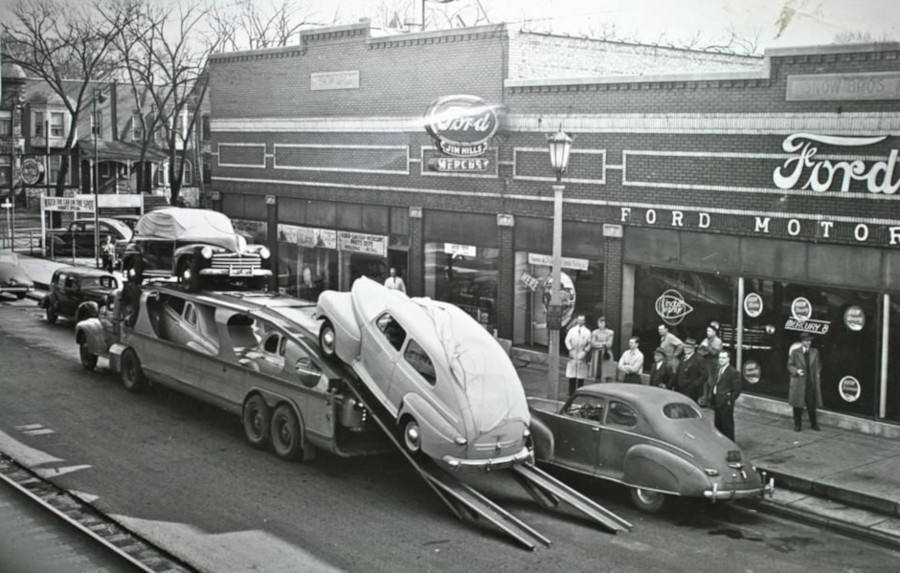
0, 264, 34, 286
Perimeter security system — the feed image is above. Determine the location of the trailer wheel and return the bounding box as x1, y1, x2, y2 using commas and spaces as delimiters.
79, 343, 98, 371
319, 319, 337, 360
401, 417, 422, 455
120, 348, 147, 392
630, 488, 666, 514
45, 303, 58, 324
270, 404, 304, 461
242, 395, 271, 449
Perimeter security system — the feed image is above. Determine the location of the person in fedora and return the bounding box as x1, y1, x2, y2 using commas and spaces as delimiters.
788, 332, 823, 431
675, 337, 707, 403
649, 347, 674, 389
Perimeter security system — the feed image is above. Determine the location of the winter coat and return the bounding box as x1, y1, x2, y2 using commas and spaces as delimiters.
565, 325, 592, 379
787, 346, 823, 408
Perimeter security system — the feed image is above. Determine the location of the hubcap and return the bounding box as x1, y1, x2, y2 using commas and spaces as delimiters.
637, 489, 659, 503
405, 422, 420, 451
322, 329, 335, 353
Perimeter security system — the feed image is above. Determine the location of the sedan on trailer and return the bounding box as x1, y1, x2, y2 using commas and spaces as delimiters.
528, 384, 774, 513
0, 251, 35, 299
316, 276, 531, 470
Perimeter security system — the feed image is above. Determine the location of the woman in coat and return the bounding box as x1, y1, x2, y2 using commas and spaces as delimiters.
787, 333, 823, 431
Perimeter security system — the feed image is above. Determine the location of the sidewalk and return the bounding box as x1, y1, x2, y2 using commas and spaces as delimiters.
513, 359, 900, 549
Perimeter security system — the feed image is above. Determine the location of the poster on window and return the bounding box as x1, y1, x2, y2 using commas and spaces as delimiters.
277, 224, 336, 249
233, 219, 268, 244
338, 231, 387, 256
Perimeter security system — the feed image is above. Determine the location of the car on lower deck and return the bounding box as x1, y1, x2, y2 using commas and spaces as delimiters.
316, 276, 532, 470
41, 266, 120, 324
528, 383, 773, 513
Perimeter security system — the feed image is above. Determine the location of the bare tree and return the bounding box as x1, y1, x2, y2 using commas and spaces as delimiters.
1, 0, 137, 202
206, 0, 319, 52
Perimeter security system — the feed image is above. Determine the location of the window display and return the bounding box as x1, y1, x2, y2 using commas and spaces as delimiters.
425, 242, 498, 332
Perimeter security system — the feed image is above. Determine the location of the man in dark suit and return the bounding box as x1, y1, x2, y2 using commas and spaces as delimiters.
787, 332, 823, 431
674, 338, 706, 402
710, 349, 741, 441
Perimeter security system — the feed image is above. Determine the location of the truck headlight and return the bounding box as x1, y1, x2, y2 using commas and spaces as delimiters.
201, 246, 214, 259
259, 246, 270, 259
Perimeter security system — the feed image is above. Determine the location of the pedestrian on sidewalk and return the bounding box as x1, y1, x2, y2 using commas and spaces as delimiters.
698, 322, 723, 394
565, 314, 592, 395
675, 337, 707, 402
617, 336, 644, 384
787, 332, 823, 431
658, 323, 684, 374
648, 347, 673, 389
101, 235, 117, 273
589, 315, 616, 382
710, 349, 741, 441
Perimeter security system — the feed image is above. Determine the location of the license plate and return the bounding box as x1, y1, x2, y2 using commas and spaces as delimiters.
727, 450, 742, 463
230, 267, 252, 277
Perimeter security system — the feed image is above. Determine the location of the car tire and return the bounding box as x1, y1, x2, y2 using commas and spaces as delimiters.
178, 256, 201, 293
46, 303, 58, 324
242, 395, 271, 449
318, 319, 338, 361
270, 404, 304, 461
120, 348, 147, 392
79, 343, 98, 371
630, 487, 666, 514
122, 282, 141, 328
400, 417, 422, 456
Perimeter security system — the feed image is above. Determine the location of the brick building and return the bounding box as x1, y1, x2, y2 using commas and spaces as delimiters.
207, 22, 900, 429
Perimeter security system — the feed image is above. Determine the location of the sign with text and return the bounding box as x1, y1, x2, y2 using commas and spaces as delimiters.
790, 297, 813, 321
655, 289, 693, 326
743, 293, 764, 318
843, 306, 866, 332
338, 231, 387, 256
527, 253, 590, 271
41, 196, 95, 213
784, 317, 830, 335
443, 243, 477, 257
839, 376, 861, 403
427, 156, 491, 172
787, 72, 900, 101
424, 95, 499, 158
277, 224, 337, 249
310, 70, 360, 91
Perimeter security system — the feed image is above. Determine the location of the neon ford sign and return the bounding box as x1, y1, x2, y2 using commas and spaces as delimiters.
425, 95, 499, 158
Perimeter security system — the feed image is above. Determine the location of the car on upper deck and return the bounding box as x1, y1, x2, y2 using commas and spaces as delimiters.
0, 251, 35, 299
41, 266, 120, 324
121, 208, 272, 292
315, 276, 531, 470
528, 383, 773, 513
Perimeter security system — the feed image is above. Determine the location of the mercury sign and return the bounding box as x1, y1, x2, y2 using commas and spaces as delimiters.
424, 95, 499, 158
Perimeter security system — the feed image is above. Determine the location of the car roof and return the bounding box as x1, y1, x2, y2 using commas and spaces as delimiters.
53, 266, 117, 279
576, 383, 696, 409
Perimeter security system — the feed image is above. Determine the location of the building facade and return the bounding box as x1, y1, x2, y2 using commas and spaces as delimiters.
207, 23, 900, 428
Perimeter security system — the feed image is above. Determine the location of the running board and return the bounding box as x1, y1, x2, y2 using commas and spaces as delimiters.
511, 463, 633, 533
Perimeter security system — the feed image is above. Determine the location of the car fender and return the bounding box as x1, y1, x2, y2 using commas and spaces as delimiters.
75, 317, 111, 355
528, 415, 556, 463
316, 291, 361, 361
399, 393, 459, 455
40, 294, 55, 309
622, 443, 709, 496
76, 301, 100, 323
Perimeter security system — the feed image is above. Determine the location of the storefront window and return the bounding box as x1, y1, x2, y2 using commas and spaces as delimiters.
741, 280, 878, 417
513, 252, 604, 347
425, 242, 498, 332
631, 266, 736, 372
887, 296, 900, 422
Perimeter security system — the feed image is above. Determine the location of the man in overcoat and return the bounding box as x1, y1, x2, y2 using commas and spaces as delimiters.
710, 349, 741, 441
565, 314, 592, 395
787, 332, 823, 431
675, 338, 707, 402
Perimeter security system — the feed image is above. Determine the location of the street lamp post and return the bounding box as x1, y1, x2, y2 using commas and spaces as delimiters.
92, 88, 106, 269
545, 128, 574, 401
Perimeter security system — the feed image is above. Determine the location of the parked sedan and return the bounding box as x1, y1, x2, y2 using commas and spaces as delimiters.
0, 251, 34, 299
49, 217, 133, 258
528, 384, 773, 513
41, 266, 120, 324
316, 276, 531, 470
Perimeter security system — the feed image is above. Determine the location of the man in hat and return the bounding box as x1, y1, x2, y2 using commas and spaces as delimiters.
649, 347, 674, 389
710, 349, 741, 441
787, 332, 823, 431
675, 337, 707, 402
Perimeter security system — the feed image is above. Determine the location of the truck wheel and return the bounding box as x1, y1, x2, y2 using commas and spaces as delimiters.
630, 488, 666, 514
46, 304, 58, 324
318, 319, 337, 360
401, 417, 422, 455
79, 343, 98, 371
270, 404, 304, 461
120, 349, 147, 392
242, 395, 271, 449
178, 257, 201, 293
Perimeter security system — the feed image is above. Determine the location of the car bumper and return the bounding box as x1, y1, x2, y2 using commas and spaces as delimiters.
0, 285, 34, 294
704, 477, 775, 501
199, 269, 273, 278
442, 446, 533, 471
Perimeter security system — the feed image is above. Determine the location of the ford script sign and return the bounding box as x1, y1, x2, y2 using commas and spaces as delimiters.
425, 95, 499, 158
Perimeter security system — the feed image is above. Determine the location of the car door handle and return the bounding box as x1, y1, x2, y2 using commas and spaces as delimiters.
591, 427, 600, 432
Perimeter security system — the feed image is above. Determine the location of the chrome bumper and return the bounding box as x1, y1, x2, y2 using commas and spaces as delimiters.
200, 269, 272, 277
442, 446, 533, 471
704, 476, 775, 502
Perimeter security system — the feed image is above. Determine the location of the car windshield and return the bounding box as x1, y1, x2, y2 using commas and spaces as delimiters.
663, 403, 702, 420
418, 301, 529, 433
80, 276, 117, 289
0, 253, 18, 265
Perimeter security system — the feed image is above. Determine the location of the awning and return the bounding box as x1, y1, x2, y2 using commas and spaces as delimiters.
78, 139, 169, 162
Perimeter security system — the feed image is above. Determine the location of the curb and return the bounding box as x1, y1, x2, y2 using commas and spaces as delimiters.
758, 468, 899, 518
748, 498, 900, 551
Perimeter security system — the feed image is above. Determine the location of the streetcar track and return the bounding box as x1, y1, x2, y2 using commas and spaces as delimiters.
0, 453, 196, 573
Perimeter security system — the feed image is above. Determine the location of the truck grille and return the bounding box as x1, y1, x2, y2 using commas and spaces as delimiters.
210, 254, 262, 272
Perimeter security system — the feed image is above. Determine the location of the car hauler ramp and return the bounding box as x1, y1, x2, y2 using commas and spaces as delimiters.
339, 371, 631, 549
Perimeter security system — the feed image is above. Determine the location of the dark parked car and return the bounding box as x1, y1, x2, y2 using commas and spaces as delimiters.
0, 251, 35, 299
41, 266, 120, 324
122, 208, 272, 292
528, 384, 773, 513
49, 218, 133, 258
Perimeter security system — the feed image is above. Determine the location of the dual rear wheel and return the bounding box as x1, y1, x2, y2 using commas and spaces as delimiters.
241, 396, 308, 462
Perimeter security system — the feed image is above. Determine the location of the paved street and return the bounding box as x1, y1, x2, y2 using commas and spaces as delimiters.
0, 302, 897, 572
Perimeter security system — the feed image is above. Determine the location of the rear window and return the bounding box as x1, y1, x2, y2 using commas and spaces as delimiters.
663, 403, 701, 420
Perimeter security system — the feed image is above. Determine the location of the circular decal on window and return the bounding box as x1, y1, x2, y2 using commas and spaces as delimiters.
791, 297, 812, 321
655, 289, 694, 326
21, 158, 45, 185
744, 293, 764, 318
839, 376, 861, 403
843, 306, 866, 332
742, 360, 761, 384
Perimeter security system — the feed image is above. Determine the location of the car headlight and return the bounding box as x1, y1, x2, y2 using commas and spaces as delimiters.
523, 428, 531, 437
201, 246, 214, 259
704, 468, 720, 476
258, 246, 270, 259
